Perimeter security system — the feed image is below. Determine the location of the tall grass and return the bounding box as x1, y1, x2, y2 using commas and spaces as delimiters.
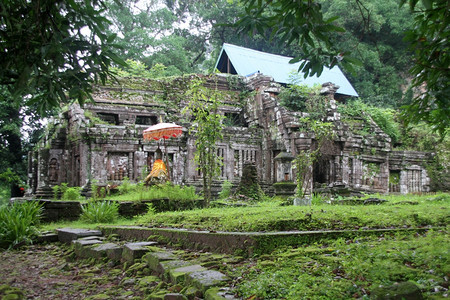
0, 201, 43, 249
107, 183, 198, 202
0, 185, 10, 207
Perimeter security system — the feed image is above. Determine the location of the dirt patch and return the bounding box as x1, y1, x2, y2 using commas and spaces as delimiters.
0, 243, 146, 299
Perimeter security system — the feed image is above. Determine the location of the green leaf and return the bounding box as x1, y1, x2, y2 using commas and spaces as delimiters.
421, 0, 433, 9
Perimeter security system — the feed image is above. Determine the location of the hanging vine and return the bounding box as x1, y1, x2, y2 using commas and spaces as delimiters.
294, 119, 335, 198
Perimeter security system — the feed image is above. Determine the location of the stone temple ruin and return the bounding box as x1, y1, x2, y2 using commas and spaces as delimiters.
28, 73, 432, 198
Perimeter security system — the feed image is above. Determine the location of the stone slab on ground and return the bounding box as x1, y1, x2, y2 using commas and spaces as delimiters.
187, 270, 228, 293
158, 260, 192, 276
122, 241, 158, 263
169, 264, 206, 284
371, 282, 423, 300
88, 242, 122, 260
144, 251, 178, 272
36, 232, 59, 243
57, 228, 103, 244
72, 239, 103, 258
204, 287, 239, 300
164, 293, 188, 300
78, 236, 106, 241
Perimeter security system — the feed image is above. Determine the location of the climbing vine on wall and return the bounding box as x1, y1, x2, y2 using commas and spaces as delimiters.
294, 119, 335, 198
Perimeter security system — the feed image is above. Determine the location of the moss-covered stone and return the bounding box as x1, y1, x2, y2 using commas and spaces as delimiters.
0, 285, 25, 300
370, 281, 423, 300
233, 162, 264, 201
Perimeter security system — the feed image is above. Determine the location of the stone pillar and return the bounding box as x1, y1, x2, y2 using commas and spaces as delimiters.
134, 151, 146, 181
35, 148, 53, 198
341, 154, 349, 185
128, 152, 133, 180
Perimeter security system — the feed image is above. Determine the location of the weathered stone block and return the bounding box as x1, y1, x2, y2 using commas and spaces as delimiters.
164, 293, 187, 300
186, 270, 228, 293
90, 242, 122, 260
138, 275, 160, 287
57, 228, 102, 244
122, 241, 158, 263
371, 282, 423, 300
169, 265, 206, 284
36, 232, 59, 244
204, 287, 238, 300
158, 260, 191, 275
144, 251, 177, 272
72, 239, 103, 258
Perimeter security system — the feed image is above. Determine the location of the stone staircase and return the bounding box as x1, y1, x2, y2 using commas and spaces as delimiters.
50, 228, 236, 300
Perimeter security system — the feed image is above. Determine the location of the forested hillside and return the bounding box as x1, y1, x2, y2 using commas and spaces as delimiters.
105, 0, 415, 108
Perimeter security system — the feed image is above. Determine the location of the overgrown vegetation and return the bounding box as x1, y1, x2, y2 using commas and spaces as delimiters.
105, 182, 198, 203
338, 100, 401, 144
294, 119, 335, 198
80, 201, 119, 224
183, 75, 224, 206
137, 193, 449, 232
234, 230, 449, 299
52, 183, 82, 201
0, 201, 43, 249
218, 180, 233, 199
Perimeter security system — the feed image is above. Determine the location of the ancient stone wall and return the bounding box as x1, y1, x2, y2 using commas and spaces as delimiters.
29, 74, 432, 197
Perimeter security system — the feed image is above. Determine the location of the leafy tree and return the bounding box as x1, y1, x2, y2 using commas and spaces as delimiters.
235, 0, 355, 78
184, 75, 224, 205
400, 0, 449, 137
105, 0, 209, 75
105, 0, 177, 61
0, 0, 125, 113
0, 88, 44, 197
319, 0, 415, 107
235, 0, 448, 136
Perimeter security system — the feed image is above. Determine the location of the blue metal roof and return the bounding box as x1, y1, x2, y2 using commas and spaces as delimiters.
215, 43, 358, 97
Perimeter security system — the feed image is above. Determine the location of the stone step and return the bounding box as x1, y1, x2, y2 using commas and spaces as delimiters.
187, 269, 229, 294
169, 264, 206, 284
72, 239, 104, 258
144, 251, 178, 274
205, 287, 239, 300
122, 241, 159, 263
36, 232, 59, 243
59, 228, 234, 299
90, 242, 123, 261
57, 228, 103, 244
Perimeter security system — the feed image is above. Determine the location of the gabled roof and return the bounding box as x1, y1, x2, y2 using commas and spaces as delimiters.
215, 43, 358, 97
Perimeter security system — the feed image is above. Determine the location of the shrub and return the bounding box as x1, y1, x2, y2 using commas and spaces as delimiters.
62, 187, 82, 200
218, 180, 233, 199
0, 201, 43, 249
338, 100, 401, 143
118, 177, 134, 195
108, 182, 199, 202
52, 185, 60, 200
80, 201, 119, 223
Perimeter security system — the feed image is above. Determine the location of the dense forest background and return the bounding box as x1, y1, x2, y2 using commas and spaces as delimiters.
1, 0, 448, 198
105, 0, 416, 107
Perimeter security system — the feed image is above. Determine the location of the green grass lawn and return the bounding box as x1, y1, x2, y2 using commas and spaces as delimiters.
136, 193, 449, 232
36, 192, 449, 299
230, 230, 449, 299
